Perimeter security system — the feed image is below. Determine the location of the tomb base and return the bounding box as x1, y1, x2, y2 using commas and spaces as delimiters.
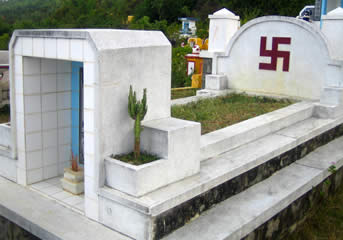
205, 75, 228, 90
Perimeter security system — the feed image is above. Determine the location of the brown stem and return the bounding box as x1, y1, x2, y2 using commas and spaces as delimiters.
134, 138, 140, 160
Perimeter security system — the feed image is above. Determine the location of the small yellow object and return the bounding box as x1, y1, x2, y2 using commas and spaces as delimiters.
127, 16, 134, 24
188, 38, 203, 49
191, 74, 202, 88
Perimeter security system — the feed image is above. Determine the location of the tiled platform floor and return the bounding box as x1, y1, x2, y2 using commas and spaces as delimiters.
29, 176, 85, 214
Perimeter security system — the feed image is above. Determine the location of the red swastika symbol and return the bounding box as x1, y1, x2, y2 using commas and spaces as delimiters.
259, 36, 291, 72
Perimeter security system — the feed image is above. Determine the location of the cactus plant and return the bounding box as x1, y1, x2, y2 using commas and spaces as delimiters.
128, 85, 148, 160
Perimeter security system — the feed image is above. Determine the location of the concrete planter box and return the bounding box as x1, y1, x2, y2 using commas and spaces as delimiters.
104, 156, 168, 197
61, 168, 84, 195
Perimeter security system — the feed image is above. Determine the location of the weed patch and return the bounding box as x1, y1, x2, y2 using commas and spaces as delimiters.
171, 93, 294, 134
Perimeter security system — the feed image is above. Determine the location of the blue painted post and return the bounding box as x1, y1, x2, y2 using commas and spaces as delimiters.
320, 0, 328, 28
341, 0, 343, 7
71, 61, 83, 161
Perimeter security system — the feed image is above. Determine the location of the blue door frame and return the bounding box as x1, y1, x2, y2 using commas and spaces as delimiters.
71, 62, 84, 165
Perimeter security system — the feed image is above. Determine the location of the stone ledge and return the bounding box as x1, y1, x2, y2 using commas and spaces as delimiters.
164, 136, 343, 240
0, 177, 129, 240
200, 101, 314, 161
98, 115, 343, 240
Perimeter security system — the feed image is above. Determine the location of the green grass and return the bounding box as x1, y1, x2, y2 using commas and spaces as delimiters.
287, 182, 343, 240
112, 152, 159, 166
171, 93, 294, 134
171, 88, 198, 100
0, 105, 10, 124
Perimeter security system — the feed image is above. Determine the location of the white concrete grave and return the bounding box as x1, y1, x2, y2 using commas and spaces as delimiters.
2, 8, 343, 240
200, 8, 343, 119
5, 29, 201, 230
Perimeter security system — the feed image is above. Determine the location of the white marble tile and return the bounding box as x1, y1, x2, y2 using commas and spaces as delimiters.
64, 195, 84, 205
84, 154, 94, 178
84, 62, 95, 85
43, 130, 58, 148
22, 37, 33, 56
16, 113, 25, 135
41, 59, 57, 74
84, 132, 94, 155
57, 92, 71, 110
57, 39, 70, 60
41, 74, 57, 93
33, 38, 44, 57
15, 94, 24, 113
57, 73, 71, 92
84, 110, 94, 132
25, 113, 42, 133
57, 60, 72, 73
27, 168, 43, 184
58, 110, 71, 127
44, 164, 59, 180
84, 42, 95, 62
15, 74, 23, 94
26, 151, 43, 170
30, 181, 51, 190
23, 57, 40, 75
23, 75, 41, 95
39, 184, 61, 195
58, 161, 70, 175
70, 39, 83, 61
16, 167, 27, 185
26, 132, 42, 151
24, 95, 41, 114
14, 38, 23, 55
14, 55, 23, 75
84, 87, 95, 109
16, 130, 26, 152
17, 150, 26, 169
58, 127, 71, 145
42, 93, 57, 112
45, 177, 62, 185
85, 176, 97, 200
45, 38, 57, 59
58, 145, 71, 163
51, 190, 74, 201
42, 112, 57, 130
43, 147, 58, 166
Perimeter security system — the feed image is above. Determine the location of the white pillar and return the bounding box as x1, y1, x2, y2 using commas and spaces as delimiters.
208, 8, 240, 53
322, 7, 343, 60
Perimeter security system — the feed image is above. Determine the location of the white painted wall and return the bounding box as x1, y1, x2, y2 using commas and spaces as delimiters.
216, 16, 331, 100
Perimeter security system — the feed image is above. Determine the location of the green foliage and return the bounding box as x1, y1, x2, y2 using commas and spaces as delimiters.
240, 8, 262, 25
172, 46, 192, 88
328, 163, 337, 174
171, 88, 198, 99
0, 33, 9, 50
128, 85, 148, 160
196, 20, 208, 39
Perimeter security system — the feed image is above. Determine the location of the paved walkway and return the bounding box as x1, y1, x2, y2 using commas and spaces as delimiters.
0, 177, 130, 240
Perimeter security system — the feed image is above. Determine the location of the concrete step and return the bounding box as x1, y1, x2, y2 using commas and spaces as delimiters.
200, 101, 314, 161
163, 136, 343, 240
99, 115, 343, 239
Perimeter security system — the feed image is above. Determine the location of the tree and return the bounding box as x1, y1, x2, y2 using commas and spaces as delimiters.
0, 33, 9, 50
